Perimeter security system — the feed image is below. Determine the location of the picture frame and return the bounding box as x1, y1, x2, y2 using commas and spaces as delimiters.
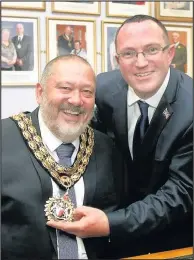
47, 17, 97, 72
155, 2, 193, 22
106, 1, 151, 18
51, 2, 101, 15
165, 24, 193, 77
2, 16, 40, 86
1, 2, 46, 11
101, 20, 123, 72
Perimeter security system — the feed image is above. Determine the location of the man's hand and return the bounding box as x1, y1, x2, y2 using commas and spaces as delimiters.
47, 206, 110, 238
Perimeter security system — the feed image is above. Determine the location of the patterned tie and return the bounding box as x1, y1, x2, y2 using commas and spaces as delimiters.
55, 143, 78, 259
133, 101, 149, 160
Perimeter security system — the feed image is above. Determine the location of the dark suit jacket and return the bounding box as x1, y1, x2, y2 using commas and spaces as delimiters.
171, 43, 187, 72
57, 34, 74, 56
94, 67, 193, 257
12, 35, 34, 71
2, 108, 125, 260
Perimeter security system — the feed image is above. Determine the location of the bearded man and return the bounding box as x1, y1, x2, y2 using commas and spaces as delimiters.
2, 55, 125, 260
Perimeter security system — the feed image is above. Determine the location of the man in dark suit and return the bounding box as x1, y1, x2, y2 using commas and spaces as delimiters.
57, 26, 74, 56
48, 15, 193, 258
171, 32, 187, 72
2, 55, 125, 259
12, 23, 34, 71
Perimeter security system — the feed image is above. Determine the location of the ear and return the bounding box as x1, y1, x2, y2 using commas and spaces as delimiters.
167, 44, 176, 65
36, 83, 43, 105
115, 54, 120, 65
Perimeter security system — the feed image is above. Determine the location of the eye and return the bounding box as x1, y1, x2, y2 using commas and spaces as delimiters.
82, 89, 93, 97
147, 46, 159, 54
124, 50, 135, 58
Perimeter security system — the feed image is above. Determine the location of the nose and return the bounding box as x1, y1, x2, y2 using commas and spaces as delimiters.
68, 89, 83, 106
135, 52, 148, 68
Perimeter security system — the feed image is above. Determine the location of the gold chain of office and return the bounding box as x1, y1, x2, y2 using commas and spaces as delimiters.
11, 113, 94, 189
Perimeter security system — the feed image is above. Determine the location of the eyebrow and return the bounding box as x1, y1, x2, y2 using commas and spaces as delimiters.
56, 81, 94, 89
121, 43, 163, 51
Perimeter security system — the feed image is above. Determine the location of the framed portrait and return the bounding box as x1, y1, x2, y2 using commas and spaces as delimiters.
47, 17, 96, 72
2, 16, 40, 86
165, 24, 193, 77
106, 1, 151, 18
1, 2, 46, 11
51, 2, 101, 15
101, 20, 124, 72
155, 2, 193, 22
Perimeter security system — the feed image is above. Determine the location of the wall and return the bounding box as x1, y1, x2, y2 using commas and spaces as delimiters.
2, 1, 192, 118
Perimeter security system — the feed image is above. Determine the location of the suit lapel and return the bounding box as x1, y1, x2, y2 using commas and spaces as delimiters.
83, 149, 96, 206
140, 68, 178, 159
29, 108, 58, 255
141, 95, 173, 158
112, 77, 132, 160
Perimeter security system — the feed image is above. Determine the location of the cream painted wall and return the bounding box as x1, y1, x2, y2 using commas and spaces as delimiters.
2, 2, 192, 118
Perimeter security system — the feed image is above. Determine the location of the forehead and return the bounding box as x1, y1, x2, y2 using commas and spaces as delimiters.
2, 30, 9, 34
117, 20, 165, 47
17, 24, 23, 29
50, 60, 95, 86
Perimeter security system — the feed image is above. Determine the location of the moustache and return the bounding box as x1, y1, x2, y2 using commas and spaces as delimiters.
59, 103, 86, 114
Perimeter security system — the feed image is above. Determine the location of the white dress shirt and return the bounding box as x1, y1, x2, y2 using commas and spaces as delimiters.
38, 111, 88, 259
18, 35, 23, 41
127, 68, 170, 158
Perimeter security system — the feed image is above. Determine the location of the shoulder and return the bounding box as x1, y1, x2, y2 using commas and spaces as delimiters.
93, 129, 114, 151
2, 117, 18, 138
12, 36, 17, 41
170, 69, 193, 121
178, 43, 186, 48
97, 69, 123, 85
96, 69, 124, 95
2, 112, 32, 132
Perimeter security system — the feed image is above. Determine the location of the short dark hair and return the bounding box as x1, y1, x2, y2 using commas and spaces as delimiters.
40, 54, 92, 88
115, 14, 170, 50
74, 40, 81, 45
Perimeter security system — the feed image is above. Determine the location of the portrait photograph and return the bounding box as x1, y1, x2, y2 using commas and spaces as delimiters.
101, 20, 123, 72
106, 1, 151, 17
1, 2, 46, 11
47, 17, 96, 72
2, 16, 40, 86
166, 25, 193, 77
155, 2, 193, 22
51, 2, 101, 15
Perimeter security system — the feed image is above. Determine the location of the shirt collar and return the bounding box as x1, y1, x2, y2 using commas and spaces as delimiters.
174, 42, 180, 48
127, 68, 170, 108
38, 110, 79, 153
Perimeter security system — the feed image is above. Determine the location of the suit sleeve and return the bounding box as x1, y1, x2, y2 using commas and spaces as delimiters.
107, 123, 193, 240
21, 36, 34, 70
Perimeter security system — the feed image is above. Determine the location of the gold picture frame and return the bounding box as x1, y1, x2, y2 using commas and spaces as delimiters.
47, 17, 97, 72
2, 15, 40, 86
1, 2, 46, 11
165, 24, 193, 77
155, 2, 193, 22
106, 1, 151, 18
101, 20, 124, 72
51, 2, 101, 15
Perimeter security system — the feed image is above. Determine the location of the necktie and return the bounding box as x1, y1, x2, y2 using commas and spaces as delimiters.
133, 101, 149, 160
55, 143, 78, 259
18, 37, 21, 42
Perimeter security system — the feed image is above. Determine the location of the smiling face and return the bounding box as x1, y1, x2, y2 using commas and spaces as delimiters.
172, 32, 180, 43
36, 58, 95, 142
116, 20, 175, 99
